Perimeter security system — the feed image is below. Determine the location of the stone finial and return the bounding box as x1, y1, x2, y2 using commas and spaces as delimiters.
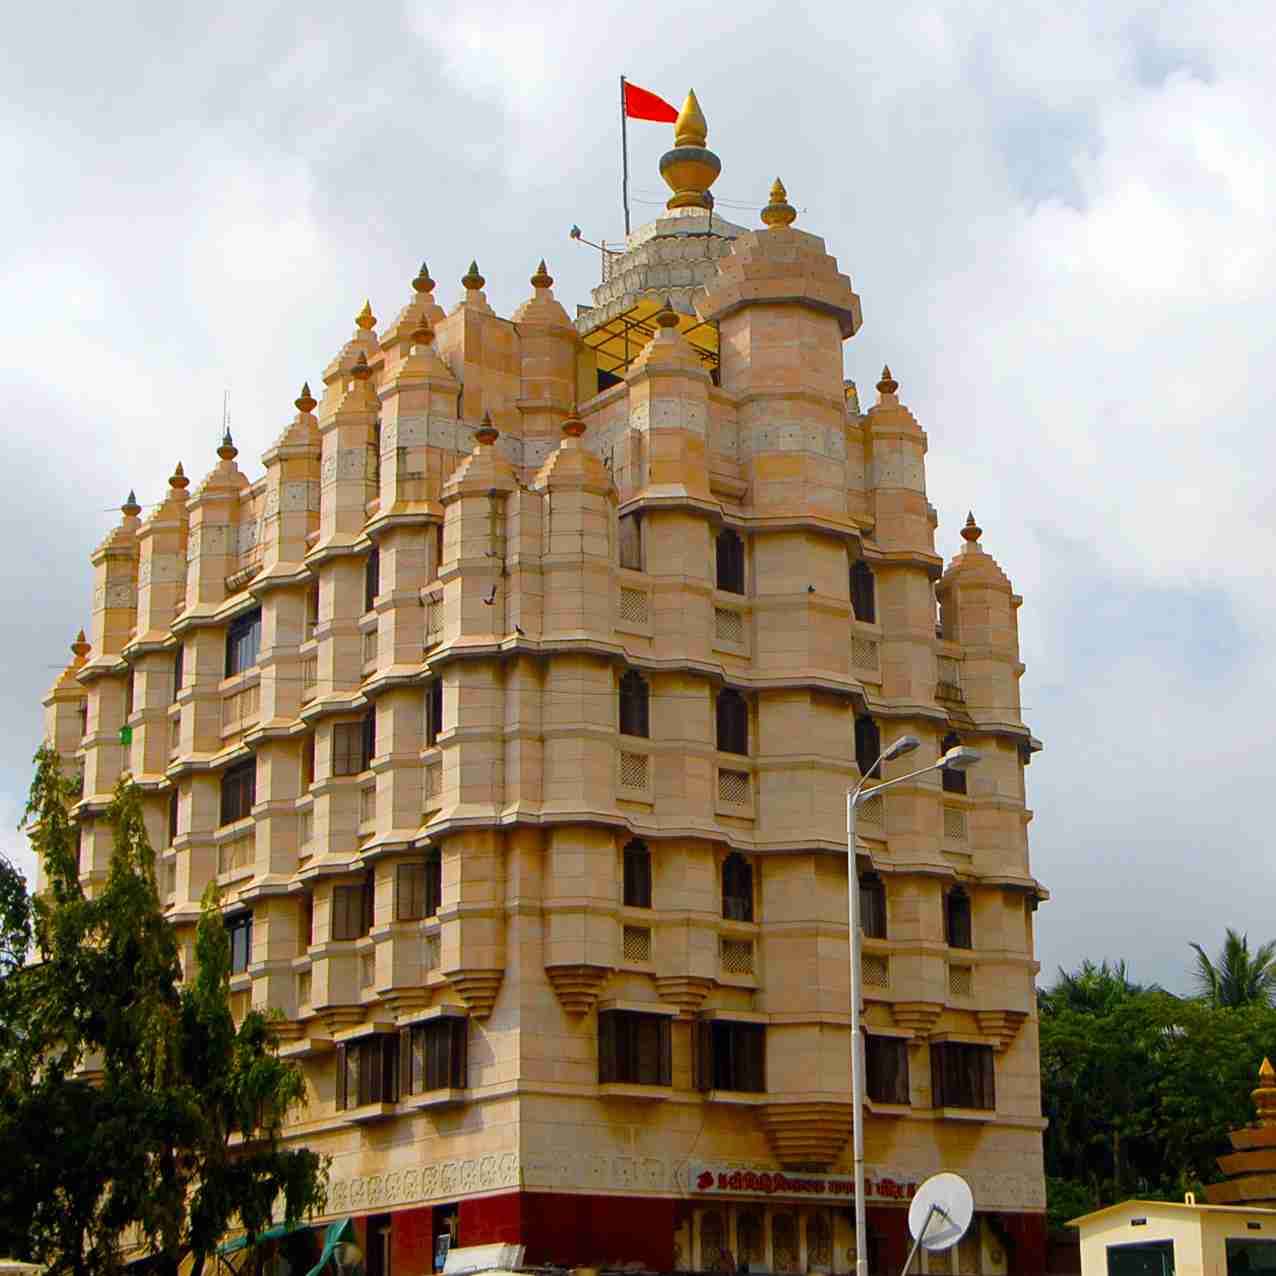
122, 490, 142, 517
410, 313, 435, 345
655, 296, 681, 330
561, 410, 586, 439
961, 511, 982, 544
412, 261, 435, 294
462, 260, 485, 291
761, 177, 797, 228
218, 429, 238, 461
295, 381, 317, 413
659, 89, 721, 211
877, 365, 899, 396
350, 350, 372, 381
355, 299, 377, 331
531, 259, 553, 290
1254, 1058, 1276, 1127
71, 629, 90, 660
475, 411, 499, 446
169, 462, 189, 491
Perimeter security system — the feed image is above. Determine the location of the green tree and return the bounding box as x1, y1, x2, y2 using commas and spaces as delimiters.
0, 744, 326, 1276
1190, 929, 1276, 1008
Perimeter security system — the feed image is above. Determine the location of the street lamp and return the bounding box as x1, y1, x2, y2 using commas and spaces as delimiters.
847, 737, 980, 1276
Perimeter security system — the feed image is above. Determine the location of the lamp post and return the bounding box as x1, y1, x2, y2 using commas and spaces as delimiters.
847, 736, 980, 1276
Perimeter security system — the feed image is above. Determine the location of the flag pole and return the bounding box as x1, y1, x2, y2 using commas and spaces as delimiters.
620, 75, 631, 236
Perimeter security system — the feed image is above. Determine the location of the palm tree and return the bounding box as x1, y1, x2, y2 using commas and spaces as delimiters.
1189, 929, 1276, 1007
1039, 958, 1153, 1016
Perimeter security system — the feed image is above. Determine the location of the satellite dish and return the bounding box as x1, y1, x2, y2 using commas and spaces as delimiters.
907, 1173, 974, 1256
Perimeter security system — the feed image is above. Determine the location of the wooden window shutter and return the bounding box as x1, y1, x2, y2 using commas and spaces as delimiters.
694, 1020, 714, 1092
598, 1012, 617, 1084
332, 886, 351, 942
744, 1024, 765, 1093
335, 1043, 348, 1111
399, 1029, 412, 1097
979, 1046, 995, 1110
425, 852, 442, 918
657, 1016, 672, 1087
451, 1018, 468, 1090
930, 1043, 945, 1109
384, 1035, 399, 1102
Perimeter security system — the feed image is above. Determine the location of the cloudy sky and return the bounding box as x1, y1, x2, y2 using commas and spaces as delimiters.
5, 0, 1274, 994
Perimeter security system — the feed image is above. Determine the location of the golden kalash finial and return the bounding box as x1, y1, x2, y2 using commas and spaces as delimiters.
561, 409, 586, 439
1254, 1059, 1276, 1127
961, 511, 983, 544
122, 489, 142, 517
169, 462, 189, 491
462, 260, 485, 292
218, 429, 238, 461
531, 259, 553, 290
351, 350, 372, 381
410, 313, 434, 346
295, 381, 317, 413
761, 177, 797, 228
475, 411, 499, 445
655, 296, 681, 329
71, 629, 90, 661
659, 89, 721, 211
877, 365, 899, 397
412, 261, 435, 294
355, 299, 377, 331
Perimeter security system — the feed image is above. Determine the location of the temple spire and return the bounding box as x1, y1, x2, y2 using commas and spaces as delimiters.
659, 88, 721, 211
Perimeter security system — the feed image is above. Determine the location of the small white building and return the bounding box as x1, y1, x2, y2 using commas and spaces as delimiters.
1070, 1198, 1276, 1276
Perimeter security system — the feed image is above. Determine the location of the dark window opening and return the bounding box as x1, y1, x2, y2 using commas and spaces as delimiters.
396, 854, 442, 921
225, 608, 262, 677
332, 874, 374, 941
716, 529, 745, 595
860, 872, 887, 940
722, 852, 754, 922
945, 886, 972, 949
598, 1010, 672, 1086
1224, 1240, 1276, 1276
333, 712, 375, 776
220, 758, 256, 825
716, 688, 748, 755
299, 893, 313, 951
619, 670, 650, 738
623, 840, 652, 909
301, 732, 315, 790
619, 512, 643, 572
172, 645, 184, 705
401, 1017, 467, 1094
336, 1034, 399, 1110
855, 715, 882, 780
695, 1019, 766, 1093
1108, 1241, 1175, 1276
426, 679, 444, 746
865, 1034, 910, 1105
365, 544, 381, 614
305, 584, 320, 641
850, 559, 876, 624
225, 911, 253, 976
941, 732, 966, 794
433, 523, 445, 580
597, 368, 624, 394
930, 1041, 995, 1110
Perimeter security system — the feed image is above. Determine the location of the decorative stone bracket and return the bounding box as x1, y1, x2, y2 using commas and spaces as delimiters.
655, 975, 715, 1016
444, 969, 504, 1019
890, 1001, 943, 1038
975, 1009, 1029, 1051
762, 1102, 855, 1171
546, 963, 613, 1014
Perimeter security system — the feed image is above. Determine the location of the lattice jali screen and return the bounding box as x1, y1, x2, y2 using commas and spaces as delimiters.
424, 762, 443, 801
936, 656, 964, 700
948, 964, 974, 999
360, 952, 376, 990
862, 953, 890, 989
422, 932, 441, 973
943, 805, 968, 841
715, 607, 745, 645
623, 925, 652, 964
362, 628, 378, 666
721, 937, 755, 976
718, 768, 751, 806
619, 587, 649, 625
425, 596, 443, 642
619, 751, 650, 791
300, 656, 318, 702
297, 970, 312, 1007
851, 636, 881, 673
858, 794, 884, 828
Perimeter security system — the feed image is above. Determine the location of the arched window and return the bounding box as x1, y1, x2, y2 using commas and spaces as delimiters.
716, 688, 749, 755
716, 529, 745, 594
860, 871, 887, 939
945, 885, 972, 949
623, 839, 652, 909
619, 670, 649, 738
722, 852, 754, 922
855, 715, 882, 779
364, 543, 380, 614
941, 732, 966, 794
850, 559, 876, 623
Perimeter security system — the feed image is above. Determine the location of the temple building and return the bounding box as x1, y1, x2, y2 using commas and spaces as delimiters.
42, 90, 1048, 1275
